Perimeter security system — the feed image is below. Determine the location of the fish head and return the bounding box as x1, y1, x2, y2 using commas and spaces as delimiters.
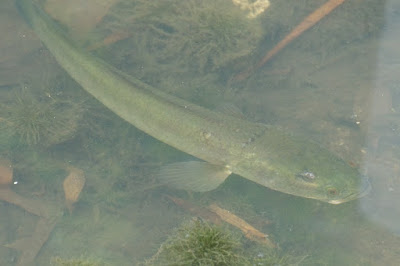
234, 127, 371, 204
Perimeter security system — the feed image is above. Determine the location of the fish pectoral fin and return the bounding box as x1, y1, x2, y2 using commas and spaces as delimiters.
156, 161, 232, 192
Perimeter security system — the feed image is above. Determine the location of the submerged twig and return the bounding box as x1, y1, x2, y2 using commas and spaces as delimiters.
233, 0, 346, 81
166, 195, 275, 247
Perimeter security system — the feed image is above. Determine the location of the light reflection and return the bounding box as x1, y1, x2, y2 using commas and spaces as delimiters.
361, 0, 400, 235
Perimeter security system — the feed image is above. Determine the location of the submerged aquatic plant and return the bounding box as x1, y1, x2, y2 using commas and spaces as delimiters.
142, 217, 307, 266
88, 0, 263, 108
151, 219, 247, 265
160, 0, 262, 71
51, 256, 105, 266
1, 87, 82, 147
99, 0, 262, 74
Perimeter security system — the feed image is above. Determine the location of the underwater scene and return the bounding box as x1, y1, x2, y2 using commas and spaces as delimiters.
1, 0, 400, 265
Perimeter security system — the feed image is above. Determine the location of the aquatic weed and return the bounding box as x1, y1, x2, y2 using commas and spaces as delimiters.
1, 86, 82, 147
51, 256, 105, 266
152, 219, 248, 265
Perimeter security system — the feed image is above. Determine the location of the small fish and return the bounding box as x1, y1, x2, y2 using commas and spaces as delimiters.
16, 0, 370, 204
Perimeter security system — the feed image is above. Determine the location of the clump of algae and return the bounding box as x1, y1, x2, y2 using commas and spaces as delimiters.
141, 218, 306, 265
158, 0, 263, 72
51, 256, 105, 266
144, 219, 248, 265
0, 85, 82, 147
96, 0, 263, 75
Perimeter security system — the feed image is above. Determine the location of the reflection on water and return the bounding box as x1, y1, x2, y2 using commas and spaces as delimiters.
0, 0, 399, 265
361, 0, 400, 236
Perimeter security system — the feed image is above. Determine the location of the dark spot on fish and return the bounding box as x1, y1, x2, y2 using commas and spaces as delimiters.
327, 187, 338, 196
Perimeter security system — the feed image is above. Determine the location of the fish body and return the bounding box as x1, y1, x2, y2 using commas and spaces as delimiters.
16, 0, 370, 203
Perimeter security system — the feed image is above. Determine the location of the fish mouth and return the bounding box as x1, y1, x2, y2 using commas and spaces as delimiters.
328, 178, 372, 205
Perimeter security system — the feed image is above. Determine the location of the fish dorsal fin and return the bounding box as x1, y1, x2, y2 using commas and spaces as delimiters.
157, 161, 232, 192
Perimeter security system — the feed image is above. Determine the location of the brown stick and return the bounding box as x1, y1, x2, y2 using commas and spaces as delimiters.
208, 203, 275, 247
166, 195, 274, 246
0, 187, 50, 218
165, 195, 221, 224
87, 31, 131, 51
233, 0, 346, 81
0, 157, 51, 218
5, 216, 59, 266
0, 159, 62, 266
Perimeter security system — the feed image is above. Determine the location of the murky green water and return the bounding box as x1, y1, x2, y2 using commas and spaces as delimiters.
1, 0, 400, 265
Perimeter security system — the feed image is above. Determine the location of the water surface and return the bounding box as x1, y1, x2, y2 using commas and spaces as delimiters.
0, 0, 399, 265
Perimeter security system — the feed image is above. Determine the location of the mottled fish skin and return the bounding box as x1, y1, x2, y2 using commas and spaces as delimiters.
16, 0, 370, 203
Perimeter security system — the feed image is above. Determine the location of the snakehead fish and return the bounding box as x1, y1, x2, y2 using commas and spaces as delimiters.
16, 0, 370, 204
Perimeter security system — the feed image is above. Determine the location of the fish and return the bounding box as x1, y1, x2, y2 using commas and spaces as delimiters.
16, 0, 370, 204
